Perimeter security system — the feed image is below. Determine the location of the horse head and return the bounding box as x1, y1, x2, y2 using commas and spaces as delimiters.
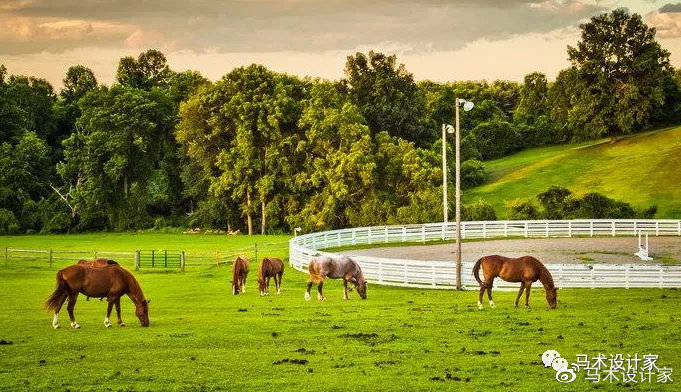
136, 299, 150, 327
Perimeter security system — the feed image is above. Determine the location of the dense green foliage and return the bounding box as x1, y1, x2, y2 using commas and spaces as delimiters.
1, 9, 680, 234
0, 233, 679, 391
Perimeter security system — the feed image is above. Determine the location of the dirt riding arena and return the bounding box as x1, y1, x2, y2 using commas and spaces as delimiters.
343, 236, 681, 264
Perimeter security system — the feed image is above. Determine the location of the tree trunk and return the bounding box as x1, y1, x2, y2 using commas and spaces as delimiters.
123, 174, 129, 196
246, 188, 253, 235
261, 198, 266, 235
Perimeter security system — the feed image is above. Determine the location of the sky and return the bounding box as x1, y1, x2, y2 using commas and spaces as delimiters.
2, 0, 681, 89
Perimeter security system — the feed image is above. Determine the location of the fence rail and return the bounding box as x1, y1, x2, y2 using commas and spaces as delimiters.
289, 219, 681, 290
3, 240, 290, 270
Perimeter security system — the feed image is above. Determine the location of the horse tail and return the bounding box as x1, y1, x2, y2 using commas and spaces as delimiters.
473, 257, 486, 288
45, 270, 69, 312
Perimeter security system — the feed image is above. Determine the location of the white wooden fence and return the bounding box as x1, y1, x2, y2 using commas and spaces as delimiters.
289, 219, 681, 290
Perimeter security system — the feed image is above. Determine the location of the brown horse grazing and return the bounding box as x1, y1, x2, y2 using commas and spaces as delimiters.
45, 260, 149, 329
258, 257, 284, 296
473, 255, 558, 309
232, 256, 249, 295
305, 256, 367, 301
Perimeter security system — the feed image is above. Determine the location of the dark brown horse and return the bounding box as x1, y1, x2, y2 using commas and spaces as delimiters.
473, 255, 557, 309
232, 256, 249, 295
305, 256, 367, 301
45, 259, 149, 329
258, 257, 284, 296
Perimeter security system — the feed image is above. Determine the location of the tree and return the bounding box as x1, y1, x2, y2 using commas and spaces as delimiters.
116, 50, 173, 90
566, 9, 670, 139
343, 51, 430, 145
59, 85, 175, 229
471, 119, 520, 160
536, 186, 572, 219
61, 66, 98, 103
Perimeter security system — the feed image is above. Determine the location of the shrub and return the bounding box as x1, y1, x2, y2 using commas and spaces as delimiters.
536, 186, 572, 219
471, 119, 520, 160
0, 209, 20, 234
41, 212, 71, 233
461, 160, 488, 189
507, 199, 540, 220
462, 200, 497, 221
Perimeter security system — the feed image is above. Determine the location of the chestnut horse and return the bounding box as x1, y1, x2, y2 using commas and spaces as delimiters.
473, 255, 557, 309
258, 257, 284, 296
305, 256, 367, 301
232, 256, 249, 295
45, 259, 149, 329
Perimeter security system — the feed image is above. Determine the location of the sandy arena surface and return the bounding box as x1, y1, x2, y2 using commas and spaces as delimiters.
343, 236, 681, 264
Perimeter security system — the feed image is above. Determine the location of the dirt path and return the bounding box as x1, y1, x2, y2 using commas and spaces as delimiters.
343, 236, 681, 264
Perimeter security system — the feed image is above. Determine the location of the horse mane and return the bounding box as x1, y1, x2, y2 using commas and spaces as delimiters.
120, 266, 146, 304
258, 258, 266, 281
537, 261, 555, 290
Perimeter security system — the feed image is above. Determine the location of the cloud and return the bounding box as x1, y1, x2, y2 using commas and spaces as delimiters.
647, 4, 681, 38
659, 3, 681, 13
0, 0, 606, 55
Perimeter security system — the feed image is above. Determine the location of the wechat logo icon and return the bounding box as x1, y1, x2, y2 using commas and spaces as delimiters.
542, 349, 577, 383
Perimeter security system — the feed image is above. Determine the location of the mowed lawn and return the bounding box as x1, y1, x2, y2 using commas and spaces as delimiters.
465, 126, 681, 218
0, 234, 680, 391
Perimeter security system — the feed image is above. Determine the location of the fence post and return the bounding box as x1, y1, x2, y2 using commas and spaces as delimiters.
164, 250, 168, 268
611, 221, 615, 237
524, 222, 528, 238
181, 251, 186, 272
568, 221, 572, 237
49, 249, 53, 268
135, 251, 140, 271
590, 221, 593, 237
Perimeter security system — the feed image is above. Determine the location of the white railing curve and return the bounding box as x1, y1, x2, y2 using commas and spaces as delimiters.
289, 219, 681, 290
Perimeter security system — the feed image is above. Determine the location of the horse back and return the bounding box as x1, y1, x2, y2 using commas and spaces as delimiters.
59, 263, 129, 297
233, 256, 249, 278
260, 257, 284, 278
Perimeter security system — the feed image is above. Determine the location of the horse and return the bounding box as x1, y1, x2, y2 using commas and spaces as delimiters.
258, 257, 284, 296
45, 260, 150, 329
305, 255, 367, 301
473, 255, 557, 309
232, 256, 249, 295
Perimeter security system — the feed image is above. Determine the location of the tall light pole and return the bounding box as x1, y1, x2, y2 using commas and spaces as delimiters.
441, 124, 454, 223
455, 98, 474, 290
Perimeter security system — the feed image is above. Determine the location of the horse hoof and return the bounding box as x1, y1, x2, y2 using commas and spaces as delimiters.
277, 290, 281, 295
104, 321, 112, 328
318, 296, 326, 301
119, 323, 126, 327
53, 324, 60, 329
71, 322, 81, 329
477, 304, 483, 310
304, 292, 311, 301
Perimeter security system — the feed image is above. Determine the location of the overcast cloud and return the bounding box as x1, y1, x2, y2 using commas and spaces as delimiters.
2, 1, 679, 86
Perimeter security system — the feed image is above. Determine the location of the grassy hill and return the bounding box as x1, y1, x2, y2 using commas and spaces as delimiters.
465, 126, 681, 219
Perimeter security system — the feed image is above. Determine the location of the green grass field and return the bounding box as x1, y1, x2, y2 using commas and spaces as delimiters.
465, 126, 681, 219
0, 234, 679, 391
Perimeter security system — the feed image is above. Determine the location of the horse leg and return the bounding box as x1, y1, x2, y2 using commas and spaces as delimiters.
477, 285, 486, 309
525, 282, 532, 308
317, 281, 325, 301
52, 294, 68, 329
241, 275, 246, 293
66, 292, 80, 329
266, 277, 271, 296
115, 298, 125, 327
276, 273, 282, 295
305, 280, 313, 301
514, 282, 526, 308
343, 280, 350, 300
104, 299, 114, 328
486, 280, 495, 307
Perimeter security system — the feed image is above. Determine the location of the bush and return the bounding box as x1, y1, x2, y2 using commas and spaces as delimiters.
471, 119, 520, 160
41, 212, 71, 233
0, 209, 20, 234
536, 186, 572, 219
462, 200, 497, 221
507, 199, 540, 220
461, 160, 488, 189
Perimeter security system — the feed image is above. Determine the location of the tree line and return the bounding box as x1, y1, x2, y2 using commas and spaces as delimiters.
0, 10, 677, 235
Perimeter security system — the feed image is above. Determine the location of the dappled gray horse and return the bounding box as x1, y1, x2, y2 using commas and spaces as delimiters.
305, 256, 367, 301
